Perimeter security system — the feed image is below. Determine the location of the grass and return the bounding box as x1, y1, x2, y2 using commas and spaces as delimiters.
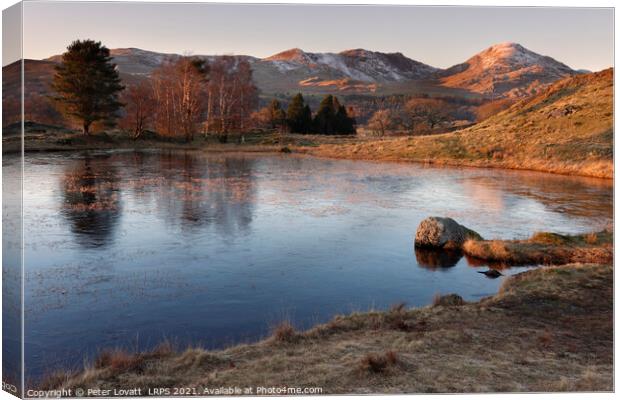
39, 261, 612, 393
271, 321, 299, 343
462, 230, 613, 266
358, 350, 399, 374
432, 293, 465, 307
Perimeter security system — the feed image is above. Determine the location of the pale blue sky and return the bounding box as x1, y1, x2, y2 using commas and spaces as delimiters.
18, 2, 614, 71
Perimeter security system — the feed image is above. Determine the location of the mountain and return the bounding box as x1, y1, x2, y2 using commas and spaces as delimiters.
4, 42, 582, 126
33, 43, 578, 97
263, 48, 438, 82
440, 42, 577, 98
255, 48, 441, 94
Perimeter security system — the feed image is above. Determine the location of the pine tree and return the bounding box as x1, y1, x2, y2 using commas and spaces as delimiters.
268, 100, 287, 131
52, 40, 124, 134
286, 93, 312, 133
313, 94, 336, 134
312, 95, 355, 135
335, 104, 356, 134
302, 105, 313, 133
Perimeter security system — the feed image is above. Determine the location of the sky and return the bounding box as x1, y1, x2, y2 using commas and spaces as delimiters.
8, 2, 615, 70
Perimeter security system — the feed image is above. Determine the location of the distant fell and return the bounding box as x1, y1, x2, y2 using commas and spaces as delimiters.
441, 42, 577, 98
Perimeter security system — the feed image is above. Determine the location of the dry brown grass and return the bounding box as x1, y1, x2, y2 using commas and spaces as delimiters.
271, 321, 298, 343
584, 232, 599, 245
94, 349, 144, 373
358, 350, 399, 374
432, 293, 465, 307
462, 230, 612, 266
40, 262, 612, 393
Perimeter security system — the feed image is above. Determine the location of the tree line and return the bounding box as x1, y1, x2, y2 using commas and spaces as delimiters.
51, 40, 356, 140
253, 93, 356, 135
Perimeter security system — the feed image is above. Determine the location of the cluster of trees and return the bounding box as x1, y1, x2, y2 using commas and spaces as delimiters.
121, 55, 259, 141
52, 40, 259, 141
254, 93, 356, 135
367, 97, 459, 136
50, 40, 356, 140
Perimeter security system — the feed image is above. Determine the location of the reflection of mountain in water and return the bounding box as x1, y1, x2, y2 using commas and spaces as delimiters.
60, 156, 121, 248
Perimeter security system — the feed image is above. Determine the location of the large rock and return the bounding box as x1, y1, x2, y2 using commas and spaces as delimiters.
414, 217, 482, 249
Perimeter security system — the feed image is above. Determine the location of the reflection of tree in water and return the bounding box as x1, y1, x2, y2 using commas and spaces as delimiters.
128, 151, 257, 235
414, 247, 463, 270
61, 156, 121, 248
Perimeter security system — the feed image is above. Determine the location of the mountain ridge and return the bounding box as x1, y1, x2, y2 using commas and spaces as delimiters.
37, 42, 580, 97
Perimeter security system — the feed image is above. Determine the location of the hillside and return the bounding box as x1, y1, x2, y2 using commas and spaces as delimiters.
305, 69, 613, 178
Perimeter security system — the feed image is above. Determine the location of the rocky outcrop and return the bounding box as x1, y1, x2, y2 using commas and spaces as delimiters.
414, 217, 482, 249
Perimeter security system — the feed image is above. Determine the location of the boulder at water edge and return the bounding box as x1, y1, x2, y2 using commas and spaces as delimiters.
414, 216, 482, 249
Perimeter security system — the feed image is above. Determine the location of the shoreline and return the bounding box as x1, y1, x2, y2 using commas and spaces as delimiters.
294, 140, 613, 179
2, 135, 613, 180
296, 147, 614, 180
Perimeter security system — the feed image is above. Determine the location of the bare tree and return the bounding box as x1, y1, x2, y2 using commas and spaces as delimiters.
120, 81, 156, 139
205, 56, 258, 135
367, 109, 397, 136
151, 56, 208, 141
403, 98, 451, 132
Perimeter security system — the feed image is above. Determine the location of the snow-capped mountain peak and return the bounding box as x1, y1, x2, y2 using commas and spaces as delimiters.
440, 42, 576, 97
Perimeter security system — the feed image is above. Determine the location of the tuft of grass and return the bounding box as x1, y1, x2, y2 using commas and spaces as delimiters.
537, 329, 553, 349
151, 340, 175, 357
432, 293, 465, 307
584, 232, 599, 245
358, 350, 399, 374
94, 349, 144, 373
530, 232, 571, 245
271, 321, 298, 343
384, 302, 412, 331
462, 239, 511, 262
